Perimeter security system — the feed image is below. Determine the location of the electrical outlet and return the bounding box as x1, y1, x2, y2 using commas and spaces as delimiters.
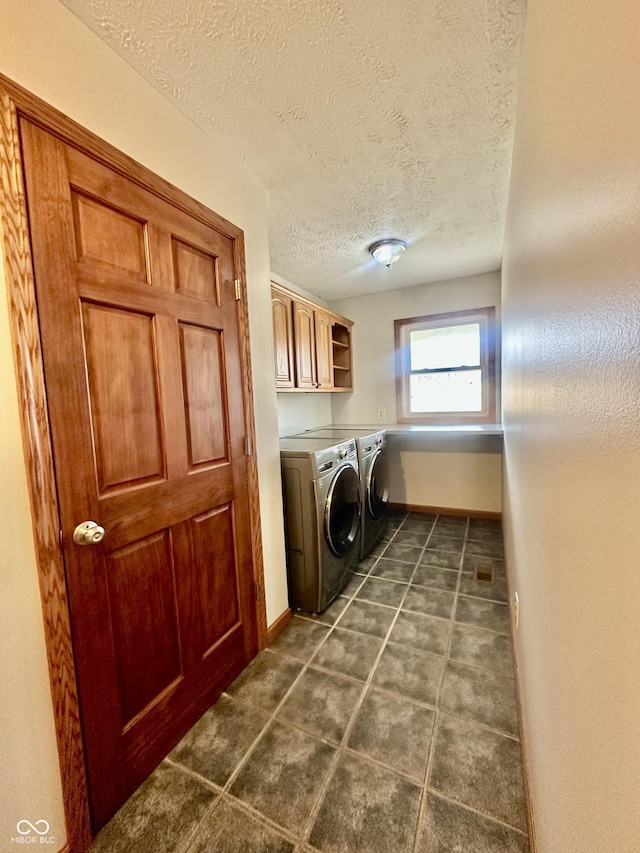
514, 592, 520, 631
377, 408, 385, 420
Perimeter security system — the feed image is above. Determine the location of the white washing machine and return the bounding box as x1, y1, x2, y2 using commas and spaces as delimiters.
279, 437, 361, 613
290, 428, 389, 560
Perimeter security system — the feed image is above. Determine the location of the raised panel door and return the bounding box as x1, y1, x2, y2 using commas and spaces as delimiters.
20, 119, 259, 830
271, 288, 295, 387
314, 310, 333, 389
293, 300, 316, 389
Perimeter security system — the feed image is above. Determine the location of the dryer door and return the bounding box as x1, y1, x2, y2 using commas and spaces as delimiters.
325, 464, 360, 556
367, 448, 389, 520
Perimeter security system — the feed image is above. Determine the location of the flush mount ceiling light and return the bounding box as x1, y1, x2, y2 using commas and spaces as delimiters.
369, 238, 408, 267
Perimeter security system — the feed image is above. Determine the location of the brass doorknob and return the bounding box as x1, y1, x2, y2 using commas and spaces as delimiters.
73, 521, 106, 546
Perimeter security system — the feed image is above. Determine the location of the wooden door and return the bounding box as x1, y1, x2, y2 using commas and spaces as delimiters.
314, 310, 333, 389
20, 119, 259, 830
293, 300, 317, 388
271, 287, 295, 387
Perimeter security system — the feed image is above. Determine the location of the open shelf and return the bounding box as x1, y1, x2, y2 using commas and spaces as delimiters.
331, 320, 353, 389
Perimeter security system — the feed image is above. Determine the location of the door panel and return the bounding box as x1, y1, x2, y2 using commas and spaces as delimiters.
71, 190, 149, 280
82, 302, 165, 492
172, 238, 220, 302
65, 145, 233, 266
106, 530, 182, 725
19, 118, 259, 830
189, 504, 240, 652
179, 323, 228, 468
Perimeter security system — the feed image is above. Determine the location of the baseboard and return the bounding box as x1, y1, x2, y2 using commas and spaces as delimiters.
388, 502, 501, 519
503, 554, 538, 851
516, 703, 538, 852
267, 608, 292, 644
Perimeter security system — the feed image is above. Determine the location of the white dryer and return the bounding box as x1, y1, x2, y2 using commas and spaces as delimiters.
279, 437, 361, 613
291, 428, 389, 560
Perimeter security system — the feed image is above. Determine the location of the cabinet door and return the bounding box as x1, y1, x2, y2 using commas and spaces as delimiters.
293, 301, 317, 388
315, 310, 333, 389
271, 288, 295, 387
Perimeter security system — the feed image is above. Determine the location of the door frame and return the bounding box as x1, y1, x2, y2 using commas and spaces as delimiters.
0, 74, 268, 853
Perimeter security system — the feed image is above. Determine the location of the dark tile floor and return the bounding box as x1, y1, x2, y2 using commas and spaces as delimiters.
90, 511, 530, 853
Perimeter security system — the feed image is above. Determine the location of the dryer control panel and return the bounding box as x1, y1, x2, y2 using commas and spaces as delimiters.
312, 439, 358, 478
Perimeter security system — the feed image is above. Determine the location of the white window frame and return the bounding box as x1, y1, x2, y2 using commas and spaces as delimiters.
394, 307, 497, 424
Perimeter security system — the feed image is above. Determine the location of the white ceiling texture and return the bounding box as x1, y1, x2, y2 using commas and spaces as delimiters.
60, 0, 526, 300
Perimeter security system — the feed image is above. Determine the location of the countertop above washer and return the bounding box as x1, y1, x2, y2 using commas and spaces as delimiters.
316, 423, 504, 437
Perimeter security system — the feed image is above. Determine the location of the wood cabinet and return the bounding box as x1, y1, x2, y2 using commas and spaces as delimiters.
292, 300, 316, 389
271, 283, 353, 392
314, 309, 333, 389
271, 288, 295, 387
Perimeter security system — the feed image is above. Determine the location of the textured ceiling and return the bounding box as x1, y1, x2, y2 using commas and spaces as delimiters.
59, 0, 525, 299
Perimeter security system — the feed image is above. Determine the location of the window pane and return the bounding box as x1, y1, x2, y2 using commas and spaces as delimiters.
409, 369, 482, 413
409, 323, 480, 371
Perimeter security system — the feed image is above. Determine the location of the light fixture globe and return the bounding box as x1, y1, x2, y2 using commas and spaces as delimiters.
369, 238, 407, 267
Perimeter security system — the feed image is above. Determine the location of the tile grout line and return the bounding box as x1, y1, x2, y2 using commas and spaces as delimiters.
172, 513, 516, 851
412, 513, 468, 853
454, 591, 511, 607
436, 654, 517, 682
173, 774, 305, 850
163, 755, 225, 795
213, 604, 353, 805
298, 513, 436, 846
177, 794, 225, 853
167, 612, 351, 845
216, 790, 301, 846
163, 608, 364, 843
339, 743, 428, 786
96, 512, 519, 852
411, 706, 523, 743
413, 516, 527, 848
170, 518, 515, 842
425, 788, 530, 836
227, 670, 523, 746
186, 529, 410, 847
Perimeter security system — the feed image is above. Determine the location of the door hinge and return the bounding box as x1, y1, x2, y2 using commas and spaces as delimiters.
255, 581, 262, 601
59, 529, 64, 549
234, 278, 242, 300
244, 434, 253, 456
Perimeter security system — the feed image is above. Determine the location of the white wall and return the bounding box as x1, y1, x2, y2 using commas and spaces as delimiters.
384, 434, 502, 512
276, 392, 333, 438
502, 0, 640, 850
271, 273, 333, 436
0, 1, 289, 848
330, 273, 503, 512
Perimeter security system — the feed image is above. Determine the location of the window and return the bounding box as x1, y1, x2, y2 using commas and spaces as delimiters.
394, 307, 497, 424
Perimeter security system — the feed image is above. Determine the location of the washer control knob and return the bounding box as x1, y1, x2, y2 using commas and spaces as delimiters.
337, 447, 347, 460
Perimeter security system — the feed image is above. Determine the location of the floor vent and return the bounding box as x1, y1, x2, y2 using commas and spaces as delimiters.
475, 564, 494, 583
